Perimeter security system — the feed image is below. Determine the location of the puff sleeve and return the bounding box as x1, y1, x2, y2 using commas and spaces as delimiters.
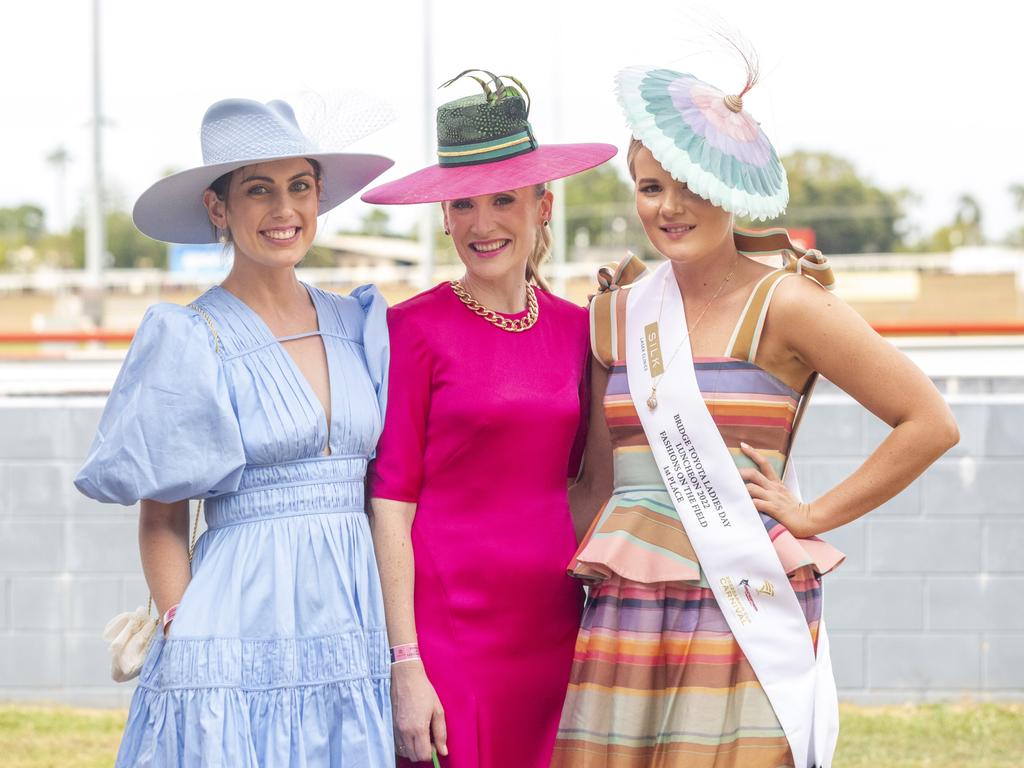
74, 303, 246, 505
367, 304, 431, 503
352, 284, 390, 421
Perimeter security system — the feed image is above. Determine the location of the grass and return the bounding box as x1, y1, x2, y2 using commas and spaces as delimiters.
0, 705, 125, 768
1, 702, 1022, 767
835, 702, 1024, 767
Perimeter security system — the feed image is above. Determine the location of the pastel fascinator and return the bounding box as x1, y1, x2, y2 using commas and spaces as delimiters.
616, 65, 788, 220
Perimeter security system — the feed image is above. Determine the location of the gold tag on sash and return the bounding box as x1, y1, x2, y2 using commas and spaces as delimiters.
644, 323, 664, 377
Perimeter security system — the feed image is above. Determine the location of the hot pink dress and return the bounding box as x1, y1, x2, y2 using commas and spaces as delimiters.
369, 282, 588, 768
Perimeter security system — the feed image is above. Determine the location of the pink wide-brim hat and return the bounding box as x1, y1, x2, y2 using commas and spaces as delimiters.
361, 142, 617, 205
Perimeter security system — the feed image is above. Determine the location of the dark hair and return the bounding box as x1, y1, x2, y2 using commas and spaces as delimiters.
207, 158, 323, 202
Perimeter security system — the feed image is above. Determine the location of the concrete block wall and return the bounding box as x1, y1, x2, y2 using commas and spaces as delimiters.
793, 391, 1024, 702
0, 399, 141, 706
0, 393, 1022, 705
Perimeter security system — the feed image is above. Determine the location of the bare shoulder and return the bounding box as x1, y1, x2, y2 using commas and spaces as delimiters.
766, 273, 910, 390
766, 272, 868, 338
771, 271, 836, 312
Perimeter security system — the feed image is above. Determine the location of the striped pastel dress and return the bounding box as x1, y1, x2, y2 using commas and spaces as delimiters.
552, 244, 844, 768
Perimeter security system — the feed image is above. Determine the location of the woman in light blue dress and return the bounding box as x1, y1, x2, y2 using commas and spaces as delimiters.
75, 97, 396, 766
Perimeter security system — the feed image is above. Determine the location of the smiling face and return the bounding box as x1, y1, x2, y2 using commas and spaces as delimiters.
203, 157, 321, 271
631, 145, 734, 265
441, 185, 552, 285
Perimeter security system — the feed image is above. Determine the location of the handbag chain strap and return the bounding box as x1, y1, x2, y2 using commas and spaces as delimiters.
188, 302, 221, 355
144, 500, 204, 618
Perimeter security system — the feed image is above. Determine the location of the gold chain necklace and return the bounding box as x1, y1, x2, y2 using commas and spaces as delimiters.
449, 280, 539, 333
647, 256, 737, 410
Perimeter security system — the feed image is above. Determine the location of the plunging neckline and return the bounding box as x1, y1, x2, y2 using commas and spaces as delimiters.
213, 283, 335, 455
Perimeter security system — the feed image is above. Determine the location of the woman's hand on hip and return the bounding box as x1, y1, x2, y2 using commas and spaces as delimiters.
738, 442, 817, 538
391, 661, 448, 762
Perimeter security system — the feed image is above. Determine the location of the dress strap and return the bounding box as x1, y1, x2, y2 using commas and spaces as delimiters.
725, 238, 836, 363
275, 330, 322, 343
590, 253, 649, 368
724, 270, 795, 364
590, 285, 634, 367
734, 226, 836, 292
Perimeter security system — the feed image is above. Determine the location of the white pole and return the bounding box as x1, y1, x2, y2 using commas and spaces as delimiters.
550, 3, 567, 296
85, 0, 106, 325
418, 0, 436, 290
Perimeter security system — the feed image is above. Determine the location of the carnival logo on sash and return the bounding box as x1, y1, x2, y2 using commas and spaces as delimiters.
735, 578, 777, 613
719, 576, 753, 625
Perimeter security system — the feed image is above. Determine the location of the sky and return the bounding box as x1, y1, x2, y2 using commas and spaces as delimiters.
3, 0, 1023, 243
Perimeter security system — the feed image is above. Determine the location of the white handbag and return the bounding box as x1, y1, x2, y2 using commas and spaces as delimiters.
103, 606, 159, 683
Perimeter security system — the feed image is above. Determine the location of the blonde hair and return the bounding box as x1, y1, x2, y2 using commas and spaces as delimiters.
527, 183, 552, 292
626, 137, 645, 181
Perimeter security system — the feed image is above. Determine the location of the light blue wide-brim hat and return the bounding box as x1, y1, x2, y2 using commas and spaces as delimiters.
133, 98, 394, 244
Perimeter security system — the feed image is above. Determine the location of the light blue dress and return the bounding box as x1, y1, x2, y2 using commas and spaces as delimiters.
75, 283, 395, 767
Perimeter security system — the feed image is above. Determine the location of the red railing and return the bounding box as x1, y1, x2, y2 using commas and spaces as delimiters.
868, 322, 1024, 336
0, 331, 135, 344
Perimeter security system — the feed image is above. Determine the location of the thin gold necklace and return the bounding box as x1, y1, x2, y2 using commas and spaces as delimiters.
647, 256, 737, 410
449, 280, 539, 333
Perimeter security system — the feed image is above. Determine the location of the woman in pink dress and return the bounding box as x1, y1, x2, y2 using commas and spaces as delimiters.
363, 71, 616, 767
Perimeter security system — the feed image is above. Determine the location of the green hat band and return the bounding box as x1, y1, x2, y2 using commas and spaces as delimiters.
437, 128, 538, 167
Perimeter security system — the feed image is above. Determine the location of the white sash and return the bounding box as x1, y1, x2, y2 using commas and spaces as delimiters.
625, 262, 838, 768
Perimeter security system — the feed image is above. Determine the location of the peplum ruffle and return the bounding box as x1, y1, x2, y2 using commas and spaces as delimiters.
571, 486, 844, 587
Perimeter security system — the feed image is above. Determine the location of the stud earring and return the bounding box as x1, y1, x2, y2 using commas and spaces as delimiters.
444, 227, 450, 236
542, 220, 550, 227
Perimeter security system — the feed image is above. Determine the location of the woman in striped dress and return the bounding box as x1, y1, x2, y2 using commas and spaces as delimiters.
552, 67, 958, 767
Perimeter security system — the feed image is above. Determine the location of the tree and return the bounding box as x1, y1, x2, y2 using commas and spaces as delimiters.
922, 193, 986, 252
359, 208, 391, 237
1009, 183, 1024, 246
563, 164, 633, 252
1012, 184, 1024, 212
0, 205, 48, 269
299, 245, 341, 268
46, 146, 71, 233
764, 151, 909, 254
0, 205, 46, 243
106, 210, 167, 268
69, 209, 167, 269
